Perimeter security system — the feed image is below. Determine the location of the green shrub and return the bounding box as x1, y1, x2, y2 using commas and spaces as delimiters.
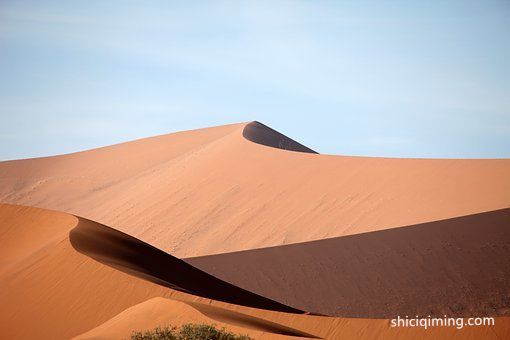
131, 326, 177, 340
131, 323, 252, 340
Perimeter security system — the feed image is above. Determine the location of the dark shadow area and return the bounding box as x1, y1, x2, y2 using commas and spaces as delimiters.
187, 208, 510, 318
69, 218, 305, 315
242, 121, 318, 154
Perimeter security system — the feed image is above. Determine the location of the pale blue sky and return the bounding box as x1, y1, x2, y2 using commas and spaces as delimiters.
1, 1, 509, 160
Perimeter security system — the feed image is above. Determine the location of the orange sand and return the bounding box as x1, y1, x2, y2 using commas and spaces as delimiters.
0, 122, 509, 257
2, 204, 509, 339
1, 121, 509, 339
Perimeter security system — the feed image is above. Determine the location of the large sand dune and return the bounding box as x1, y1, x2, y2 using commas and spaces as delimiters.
1, 121, 509, 339
0, 204, 313, 339
2, 203, 509, 340
1, 122, 509, 258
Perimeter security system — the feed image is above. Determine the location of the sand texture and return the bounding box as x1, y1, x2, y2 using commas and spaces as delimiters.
1, 121, 509, 339
187, 208, 510, 317
0, 122, 509, 258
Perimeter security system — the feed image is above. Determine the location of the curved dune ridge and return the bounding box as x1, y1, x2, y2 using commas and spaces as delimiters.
2, 203, 510, 339
1, 121, 510, 339
242, 121, 318, 153
0, 122, 509, 258
0, 204, 172, 339
187, 208, 510, 317
0, 204, 510, 340
69, 217, 304, 314
74, 298, 319, 340
0, 203, 318, 339
79, 297, 510, 340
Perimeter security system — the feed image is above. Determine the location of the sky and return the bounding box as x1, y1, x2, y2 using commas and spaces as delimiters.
0, 0, 509, 160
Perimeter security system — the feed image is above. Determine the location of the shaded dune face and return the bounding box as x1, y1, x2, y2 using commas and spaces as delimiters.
69, 218, 305, 314
242, 121, 318, 154
186, 208, 510, 318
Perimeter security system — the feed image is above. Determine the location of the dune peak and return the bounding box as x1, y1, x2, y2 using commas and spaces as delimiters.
242, 121, 318, 154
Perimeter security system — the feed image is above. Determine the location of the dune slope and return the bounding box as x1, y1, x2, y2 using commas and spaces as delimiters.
0, 204, 322, 339
0, 204, 173, 339
0, 122, 509, 258
187, 208, 510, 317
1, 203, 510, 340
77, 297, 510, 340
74, 297, 317, 340
69, 216, 303, 314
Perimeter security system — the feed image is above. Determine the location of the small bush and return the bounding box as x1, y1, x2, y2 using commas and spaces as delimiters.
131, 323, 252, 340
131, 326, 177, 340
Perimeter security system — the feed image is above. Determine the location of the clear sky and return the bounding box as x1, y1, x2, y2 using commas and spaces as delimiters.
1, 1, 509, 160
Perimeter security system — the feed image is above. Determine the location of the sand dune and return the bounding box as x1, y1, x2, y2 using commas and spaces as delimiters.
187, 208, 510, 317
0, 204, 173, 339
1, 203, 510, 339
75, 297, 510, 340
74, 298, 318, 340
0, 122, 509, 258
1, 122, 509, 339
0, 203, 315, 339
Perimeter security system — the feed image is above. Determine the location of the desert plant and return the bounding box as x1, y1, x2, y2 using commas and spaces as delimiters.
131, 323, 252, 340
131, 326, 177, 340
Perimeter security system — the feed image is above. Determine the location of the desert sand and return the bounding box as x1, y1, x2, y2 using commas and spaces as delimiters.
1, 122, 509, 258
187, 208, 510, 317
1, 203, 509, 339
1, 121, 509, 339
0, 203, 313, 339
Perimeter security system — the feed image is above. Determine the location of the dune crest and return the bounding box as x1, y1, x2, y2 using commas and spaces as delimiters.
0, 204, 322, 339
74, 298, 318, 340
242, 121, 318, 153
69, 217, 303, 314
1, 122, 509, 258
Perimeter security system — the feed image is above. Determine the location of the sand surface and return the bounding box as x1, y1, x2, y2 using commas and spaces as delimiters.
0, 204, 173, 339
1, 121, 509, 339
0, 204, 324, 339
187, 208, 510, 317
74, 297, 317, 340
75, 297, 510, 340
1, 122, 509, 257
3, 203, 509, 339
70, 214, 302, 314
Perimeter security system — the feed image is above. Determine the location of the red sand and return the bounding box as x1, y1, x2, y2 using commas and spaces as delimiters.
187, 208, 510, 317
2, 203, 509, 339
0, 122, 509, 258
1, 121, 509, 339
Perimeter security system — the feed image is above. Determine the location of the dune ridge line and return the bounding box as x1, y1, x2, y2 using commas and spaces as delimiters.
69, 215, 307, 314
242, 121, 318, 154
